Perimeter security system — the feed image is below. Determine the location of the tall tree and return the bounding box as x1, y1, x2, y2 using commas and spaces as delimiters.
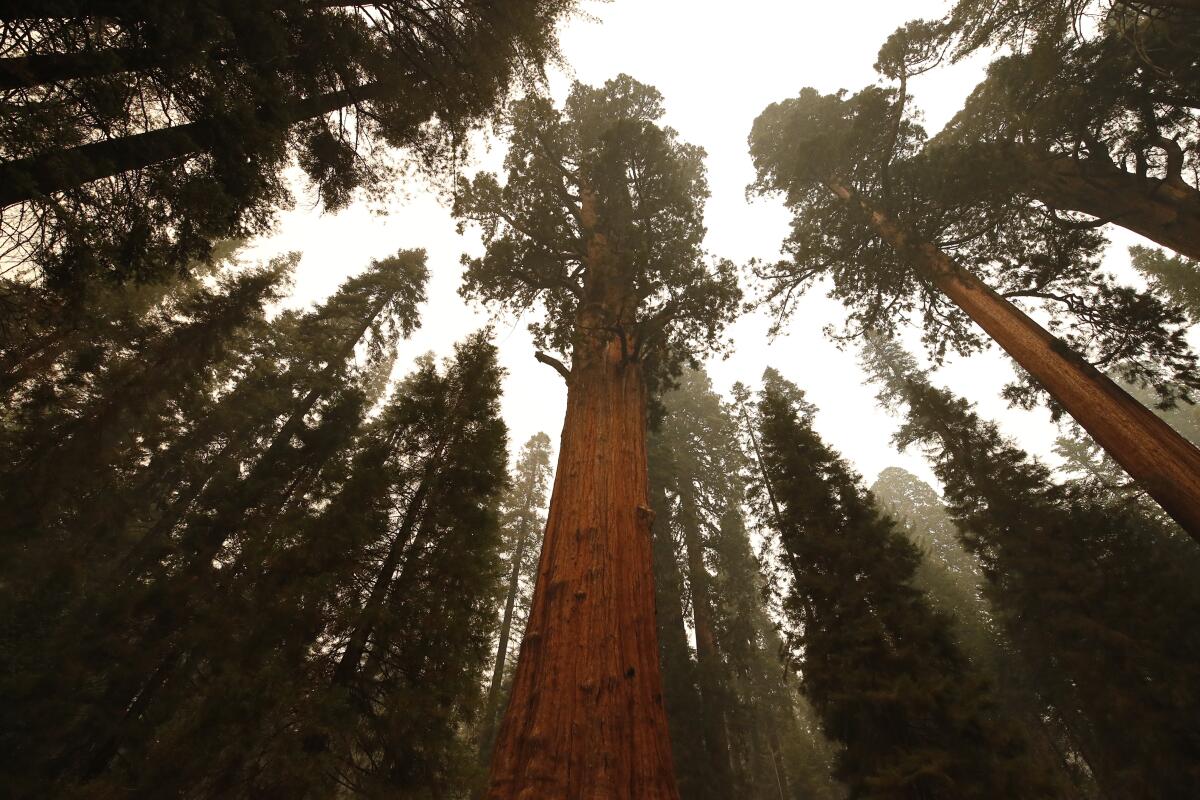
0, 0, 575, 288
651, 368, 844, 800
478, 431, 554, 760
0, 250, 430, 794
745, 368, 1064, 799
861, 335, 1200, 796
872, 467, 1098, 795
453, 75, 741, 797
1131, 246, 1200, 322
748, 83, 1200, 539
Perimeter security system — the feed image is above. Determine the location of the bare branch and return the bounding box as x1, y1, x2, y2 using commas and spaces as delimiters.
534, 350, 570, 382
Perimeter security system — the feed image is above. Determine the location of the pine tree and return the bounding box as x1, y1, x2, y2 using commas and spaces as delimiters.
748, 79, 1200, 539
453, 75, 741, 798
0, 1, 574, 288
745, 368, 1063, 799
478, 432, 554, 760
862, 335, 1200, 796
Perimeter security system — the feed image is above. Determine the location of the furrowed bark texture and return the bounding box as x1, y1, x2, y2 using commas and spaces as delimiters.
828, 180, 1200, 541
485, 322, 678, 798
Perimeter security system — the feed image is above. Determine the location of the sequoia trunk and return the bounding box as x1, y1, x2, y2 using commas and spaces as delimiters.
1027, 154, 1200, 260
485, 323, 679, 798
829, 180, 1200, 540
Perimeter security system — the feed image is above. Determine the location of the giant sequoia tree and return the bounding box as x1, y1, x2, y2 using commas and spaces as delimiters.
0, 0, 573, 288
862, 335, 1200, 796
748, 82, 1200, 539
454, 75, 740, 798
745, 369, 1063, 799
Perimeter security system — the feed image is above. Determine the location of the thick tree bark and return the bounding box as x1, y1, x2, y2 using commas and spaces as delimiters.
1027, 153, 1200, 260
485, 318, 678, 797
677, 484, 735, 794
0, 79, 401, 208
828, 179, 1200, 541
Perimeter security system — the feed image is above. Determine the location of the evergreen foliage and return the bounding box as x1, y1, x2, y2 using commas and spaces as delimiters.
1131, 246, 1200, 323
744, 368, 1063, 799
650, 368, 844, 800
0, 0, 575, 289
748, 80, 1199, 410
478, 431, 555, 761
862, 335, 1200, 796
0, 248, 515, 797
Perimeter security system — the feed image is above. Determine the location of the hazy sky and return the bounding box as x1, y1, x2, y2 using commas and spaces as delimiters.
244, 0, 1153, 487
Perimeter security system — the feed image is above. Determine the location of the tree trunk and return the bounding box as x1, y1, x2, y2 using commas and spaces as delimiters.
677, 483, 735, 794
0, 78, 402, 208
484, 319, 678, 797
828, 179, 1200, 541
331, 468, 434, 687
480, 510, 532, 757
0, 47, 156, 89
1027, 154, 1200, 260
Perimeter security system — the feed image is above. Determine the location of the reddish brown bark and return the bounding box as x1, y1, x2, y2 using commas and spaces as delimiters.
828, 180, 1200, 541
485, 191, 679, 798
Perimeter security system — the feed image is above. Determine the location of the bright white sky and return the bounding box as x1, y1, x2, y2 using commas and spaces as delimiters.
243, 0, 1155, 488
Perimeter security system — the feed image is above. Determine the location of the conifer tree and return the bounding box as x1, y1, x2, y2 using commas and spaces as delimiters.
872, 467, 1098, 794
0, 1, 574, 288
1131, 246, 1200, 323
479, 431, 554, 760
0, 250, 431, 794
744, 368, 1063, 799
748, 81, 1200, 539
453, 75, 740, 797
651, 368, 844, 800
861, 335, 1200, 796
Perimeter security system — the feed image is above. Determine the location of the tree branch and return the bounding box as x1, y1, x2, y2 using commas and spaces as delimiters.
534, 351, 571, 382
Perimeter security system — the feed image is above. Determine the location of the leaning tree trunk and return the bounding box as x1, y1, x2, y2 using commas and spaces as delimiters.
828, 179, 1200, 541
1027, 152, 1200, 260
485, 309, 679, 798
0, 78, 403, 207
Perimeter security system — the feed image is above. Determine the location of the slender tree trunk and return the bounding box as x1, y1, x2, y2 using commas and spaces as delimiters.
828, 179, 1200, 541
677, 484, 735, 794
480, 510, 532, 757
0, 78, 402, 207
331, 469, 434, 687
485, 320, 678, 797
182, 296, 387, 574
0, 47, 156, 89
1027, 153, 1200, 260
